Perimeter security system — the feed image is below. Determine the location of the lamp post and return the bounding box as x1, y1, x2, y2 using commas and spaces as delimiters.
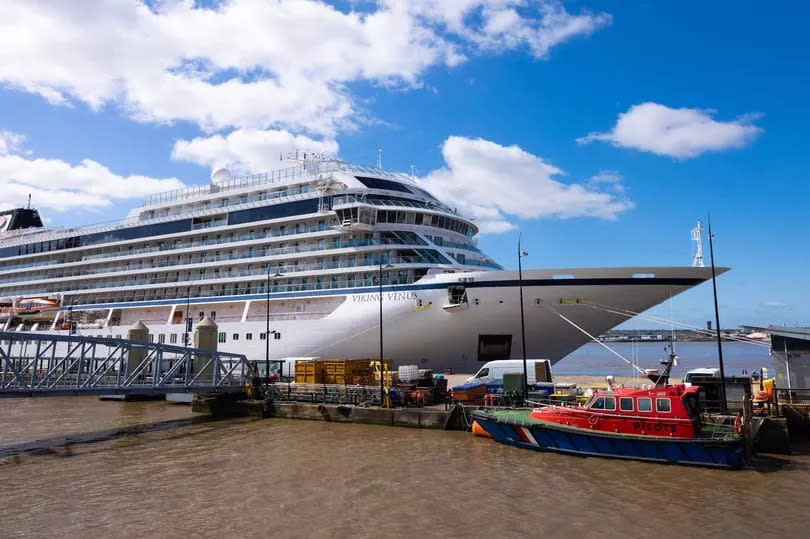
517, 235, 529, 402
184, 284, 192, 348
266, 270, 283, 382
378, 255, 393, 406
707, 217, 727, 413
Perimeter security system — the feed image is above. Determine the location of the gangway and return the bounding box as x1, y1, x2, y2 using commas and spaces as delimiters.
0, 331, 254, 398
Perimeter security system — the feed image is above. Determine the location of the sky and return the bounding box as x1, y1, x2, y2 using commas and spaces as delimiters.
0, 0, 808, 329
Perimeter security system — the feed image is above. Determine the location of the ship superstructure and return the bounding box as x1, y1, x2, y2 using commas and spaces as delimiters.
0, 160, 720, 371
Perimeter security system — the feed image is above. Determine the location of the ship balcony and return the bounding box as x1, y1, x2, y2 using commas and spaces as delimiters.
9, 257, 442, 299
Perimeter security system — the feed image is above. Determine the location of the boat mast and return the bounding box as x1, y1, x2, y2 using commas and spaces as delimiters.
707, 216, 727, 413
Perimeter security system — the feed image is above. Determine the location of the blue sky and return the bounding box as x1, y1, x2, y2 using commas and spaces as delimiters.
0, 1, 807, 329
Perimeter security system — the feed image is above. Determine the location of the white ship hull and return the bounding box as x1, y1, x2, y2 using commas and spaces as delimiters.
24, 266, 720, 373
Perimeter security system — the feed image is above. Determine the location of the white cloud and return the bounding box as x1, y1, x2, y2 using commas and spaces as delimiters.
0, 136, 184, 214
393, 0, 611, 58
419, 136, 632, 233
587, 170, 625, 193
0, 1, 610, 135
0, 130, 26, 156
172, 128, 339, 172
763, 301, 790, 309
577, 102, 762, 159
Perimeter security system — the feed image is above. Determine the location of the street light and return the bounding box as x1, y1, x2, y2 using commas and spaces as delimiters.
378, 255, 394, 406
184, 282, 194, 347
518, 234, 529, 402
707, 217, 727, 413
266, 270, 283, 382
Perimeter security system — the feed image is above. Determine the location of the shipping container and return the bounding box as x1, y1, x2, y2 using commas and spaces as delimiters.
295, 360, 324, 384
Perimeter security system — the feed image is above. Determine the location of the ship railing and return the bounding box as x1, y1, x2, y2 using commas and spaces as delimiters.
141, 160, 412, 208
0, 237, 431, 289
0, 187, 325, 249
57, 276, 421, 310
427, 238, 482, 253
0, 221, 341, 273
333, 194, 456, 214
148, 185, 315, 219
47, 257, 422, 292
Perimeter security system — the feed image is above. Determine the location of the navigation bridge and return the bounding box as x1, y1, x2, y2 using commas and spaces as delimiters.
0, 330, 253, 398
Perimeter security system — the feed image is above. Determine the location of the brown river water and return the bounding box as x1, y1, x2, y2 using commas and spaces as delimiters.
1, 398, 809, 538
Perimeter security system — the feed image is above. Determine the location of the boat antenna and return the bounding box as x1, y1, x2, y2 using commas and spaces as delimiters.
691, 219, 705, 267
27, 193, 31, 209
377, 148, 383, 170
707, 214, 728, 413
654, 337, 678, 387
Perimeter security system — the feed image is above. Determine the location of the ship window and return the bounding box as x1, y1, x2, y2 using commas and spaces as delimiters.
232, 333, 239, 341
638, 398, 652, 412
158, 334, 165, 344
656, 398, 671, 413
590, 396, 616, 410
620, 397, 634, 411
246, 333, 253, 340
355, 176, 411, 193
260, 332, 267, 340
170, 334, 178, 344
218, 332, 226, 343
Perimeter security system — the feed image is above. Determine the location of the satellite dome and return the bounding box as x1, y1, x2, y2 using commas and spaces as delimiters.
210, 167, 231, 184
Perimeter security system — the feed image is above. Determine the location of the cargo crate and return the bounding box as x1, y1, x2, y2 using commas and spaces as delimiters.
295, 360, 324, 384
323, 359, 374, 384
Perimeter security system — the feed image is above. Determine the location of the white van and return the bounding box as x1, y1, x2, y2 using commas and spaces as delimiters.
466, 359, 552, 385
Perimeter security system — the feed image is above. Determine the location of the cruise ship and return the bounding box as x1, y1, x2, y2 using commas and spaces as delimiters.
0, 159, 720, 372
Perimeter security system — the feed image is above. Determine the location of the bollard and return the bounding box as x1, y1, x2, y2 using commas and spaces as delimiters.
126, 320, 149, 377
193, 316, 218, 382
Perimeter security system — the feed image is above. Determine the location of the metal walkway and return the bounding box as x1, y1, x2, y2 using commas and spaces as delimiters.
0, 331, 253, 398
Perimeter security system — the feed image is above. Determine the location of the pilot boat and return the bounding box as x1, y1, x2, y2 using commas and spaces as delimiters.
472, 384, 745, 468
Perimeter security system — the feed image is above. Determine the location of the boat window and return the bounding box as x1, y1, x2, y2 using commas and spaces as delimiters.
589, 396, 616, 410
246, 333, 253, 340
232, 333, 239, 341
218, 332, 226, 343
637, 398, 652, 412
475, 368, 490, 378
656, 398, 672, 413
620, 397, 634, 411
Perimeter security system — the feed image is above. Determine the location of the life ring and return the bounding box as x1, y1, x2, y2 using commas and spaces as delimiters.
588, 414, 600, 426
734, 416, 743, 435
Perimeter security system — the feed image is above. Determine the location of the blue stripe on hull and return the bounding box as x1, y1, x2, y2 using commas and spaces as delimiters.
476, 417, 744, 468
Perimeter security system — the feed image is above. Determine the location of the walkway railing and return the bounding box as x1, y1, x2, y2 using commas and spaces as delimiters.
0, 332, 253, 398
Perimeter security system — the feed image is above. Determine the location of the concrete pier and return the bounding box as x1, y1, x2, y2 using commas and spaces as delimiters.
190, 396, 472, 430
